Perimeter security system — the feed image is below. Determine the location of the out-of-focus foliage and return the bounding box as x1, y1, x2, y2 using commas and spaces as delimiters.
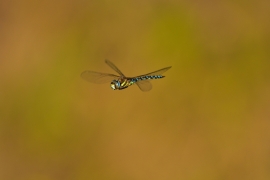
0, 0, 269, 179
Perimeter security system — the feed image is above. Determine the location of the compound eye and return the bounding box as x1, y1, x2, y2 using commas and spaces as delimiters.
110, 80, 119, 90
116, 81, 120, 87
110, 81, 116, 90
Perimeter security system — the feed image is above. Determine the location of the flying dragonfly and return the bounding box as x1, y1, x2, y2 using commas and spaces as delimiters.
81, 60, 171, 92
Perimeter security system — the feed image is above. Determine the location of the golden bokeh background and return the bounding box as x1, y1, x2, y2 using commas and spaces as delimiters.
1, 0, 270, 179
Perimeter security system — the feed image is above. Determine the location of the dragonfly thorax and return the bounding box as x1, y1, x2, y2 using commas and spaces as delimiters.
110, 78, 132, 90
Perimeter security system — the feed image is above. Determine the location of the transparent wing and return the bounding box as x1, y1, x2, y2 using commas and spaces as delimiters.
132, 66, 171, 91
81, 71, 119, 84
105, 59, 125, 77
139, 66, 172, 77
136, 80, 152, 92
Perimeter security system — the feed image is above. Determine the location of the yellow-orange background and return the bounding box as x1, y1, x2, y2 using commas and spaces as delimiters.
1, 0, 270, 179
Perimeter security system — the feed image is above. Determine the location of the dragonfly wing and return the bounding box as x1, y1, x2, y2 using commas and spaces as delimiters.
133, 66, 171, 91
105, 59, 125, 77
81, 71, 119, 84
136, 80, 152, 92
142, 66, 172, 76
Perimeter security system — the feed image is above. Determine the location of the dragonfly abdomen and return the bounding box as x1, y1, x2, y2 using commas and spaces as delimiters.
131, 75, 164, 83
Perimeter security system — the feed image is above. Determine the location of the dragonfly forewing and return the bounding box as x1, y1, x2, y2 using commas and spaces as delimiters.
81, 71, 119, 84
105, 59, 126, 77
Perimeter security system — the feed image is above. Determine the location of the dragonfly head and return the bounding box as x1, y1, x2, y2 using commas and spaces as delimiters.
110, 80, 120, 90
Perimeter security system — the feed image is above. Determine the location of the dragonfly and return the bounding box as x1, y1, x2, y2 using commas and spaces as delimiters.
81, 60, 172, 92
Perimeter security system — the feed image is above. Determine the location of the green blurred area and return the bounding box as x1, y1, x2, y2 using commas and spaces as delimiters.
0, 0, 270, 179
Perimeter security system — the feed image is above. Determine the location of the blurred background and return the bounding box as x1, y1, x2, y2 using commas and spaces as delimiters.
0, 0, 270, 179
